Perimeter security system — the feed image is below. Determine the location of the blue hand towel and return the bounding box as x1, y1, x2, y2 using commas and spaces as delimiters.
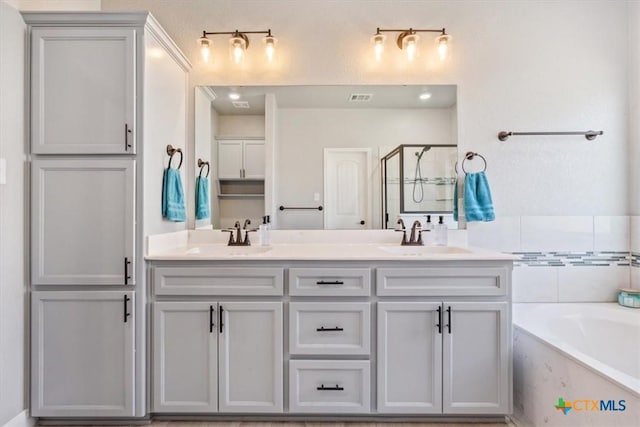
464, 171, 495, 222
162, 167, 186, 222
195, 176, 210, 220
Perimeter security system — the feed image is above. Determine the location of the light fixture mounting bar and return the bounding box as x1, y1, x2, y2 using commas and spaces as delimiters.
201, 29, 272, 36
375, 27, 447, 49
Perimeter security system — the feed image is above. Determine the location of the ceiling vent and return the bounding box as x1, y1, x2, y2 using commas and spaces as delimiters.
348, 93, 373, 102
232, 101, 250, 109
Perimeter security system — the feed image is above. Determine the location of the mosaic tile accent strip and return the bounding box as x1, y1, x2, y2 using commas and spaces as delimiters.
512, 251, 631, 267
632, 252, 640, 268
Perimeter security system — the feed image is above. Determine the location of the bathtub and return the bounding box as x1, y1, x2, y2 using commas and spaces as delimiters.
513, 303, 639, 427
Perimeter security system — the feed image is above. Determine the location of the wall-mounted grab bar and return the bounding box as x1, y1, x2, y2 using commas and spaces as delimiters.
279, 205, 323, 211
166, 144, 183, 169
498, 130, 603, 142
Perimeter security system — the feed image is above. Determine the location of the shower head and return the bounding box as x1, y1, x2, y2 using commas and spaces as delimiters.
415, 146, 431, 161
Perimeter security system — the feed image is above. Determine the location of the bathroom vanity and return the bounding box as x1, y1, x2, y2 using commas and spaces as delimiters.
145, 233, 514, 419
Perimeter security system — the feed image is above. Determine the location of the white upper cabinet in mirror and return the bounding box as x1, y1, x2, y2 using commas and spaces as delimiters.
194, 85, 457, 230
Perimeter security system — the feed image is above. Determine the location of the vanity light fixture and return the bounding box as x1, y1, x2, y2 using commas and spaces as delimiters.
198, 29, 277, 64
372, 27, 451, 61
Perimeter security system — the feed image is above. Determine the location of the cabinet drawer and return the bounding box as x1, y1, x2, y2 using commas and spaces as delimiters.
289, 360, 370, 413
153, 267, 283, 296
289, 303, 370, 355
289, 268, 370, 296
376, 267, 508, 297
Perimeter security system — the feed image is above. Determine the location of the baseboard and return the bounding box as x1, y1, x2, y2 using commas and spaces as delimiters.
1, 410, 34, 427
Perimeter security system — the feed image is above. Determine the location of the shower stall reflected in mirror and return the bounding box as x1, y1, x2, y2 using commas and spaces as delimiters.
381, 144, 457, 229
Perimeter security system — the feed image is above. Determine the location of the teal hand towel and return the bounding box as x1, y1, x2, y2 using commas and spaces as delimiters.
195, 176, 210, 220
453, 178, 459, 222
162, 167, 186, 222
464, 171, 495, 222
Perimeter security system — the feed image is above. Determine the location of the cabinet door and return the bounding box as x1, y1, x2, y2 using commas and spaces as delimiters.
153, 302, 218, 412
31, 291, 135, 417
442, 302, 509, 414
218, 301, 283, 413
377, 302, 442, 413
243, 140, 265, 179
218, 140, 243, 179
31, 27, 136, 154
31, 158, 135, 285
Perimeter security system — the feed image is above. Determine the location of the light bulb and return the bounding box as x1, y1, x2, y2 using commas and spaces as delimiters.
372, 33, 385, 62
419, 92, 432, 100
229, 35, 247, 64
436, 33, 451, 60
263, 35, 277, 62
402, 33, 419, 62
198, 36, 211, 62
228, 92, 240, 100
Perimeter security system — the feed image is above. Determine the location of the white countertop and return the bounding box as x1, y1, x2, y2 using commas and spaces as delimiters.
146, 230, 515, 262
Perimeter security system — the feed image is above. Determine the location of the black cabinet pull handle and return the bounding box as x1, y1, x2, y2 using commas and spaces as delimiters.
317, 384, 344, 391
123, 295, 131, 323
316, 280, 344, 285
316, 326, 344, 332
124, 257, 132, 285
219, 305, 224, 333
446, 306, 452, 334
125, 123, 132, 150
436, 306, 442, 334
209, 305, 215, 333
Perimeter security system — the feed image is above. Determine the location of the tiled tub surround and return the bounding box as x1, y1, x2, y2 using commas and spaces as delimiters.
467, 216, 636, 301
513, 303, 640, 427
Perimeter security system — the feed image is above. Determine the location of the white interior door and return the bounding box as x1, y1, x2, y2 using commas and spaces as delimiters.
324, 148, 371, 229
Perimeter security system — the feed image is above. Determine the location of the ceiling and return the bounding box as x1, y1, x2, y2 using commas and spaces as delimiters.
208, 84, 457, 115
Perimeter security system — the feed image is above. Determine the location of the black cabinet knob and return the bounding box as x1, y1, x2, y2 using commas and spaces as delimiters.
360, 220, 365, 225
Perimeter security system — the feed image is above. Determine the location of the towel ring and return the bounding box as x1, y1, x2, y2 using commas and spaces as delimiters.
461, 151, 487, 174
166, 144, 183, 170
197, 158, 210, 178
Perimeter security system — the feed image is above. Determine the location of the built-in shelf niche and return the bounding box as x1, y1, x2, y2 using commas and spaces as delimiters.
217, 179, 265, 198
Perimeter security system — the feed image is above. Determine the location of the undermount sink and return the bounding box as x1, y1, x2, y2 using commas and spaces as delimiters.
185, 245, 273, 256
377, 245, 472, 256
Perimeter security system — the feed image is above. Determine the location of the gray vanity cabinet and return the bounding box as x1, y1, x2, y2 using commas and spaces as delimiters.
31, 158, 135, 285
31, 291, 135, 417
153, 301, 283, 413
30, 26, 136, 154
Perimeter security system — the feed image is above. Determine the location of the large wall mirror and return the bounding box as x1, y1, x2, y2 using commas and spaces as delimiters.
194, 85, 458, 230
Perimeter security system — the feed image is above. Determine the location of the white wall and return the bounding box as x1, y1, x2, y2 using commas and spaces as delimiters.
0, 2, 26, 424
101, 0, 629, 217
276, 107, 454, 229
217, 115, 265, 138
630, 1, 640, 288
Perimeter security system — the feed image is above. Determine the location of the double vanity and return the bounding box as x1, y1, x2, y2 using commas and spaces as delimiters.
146, 230, 514, 419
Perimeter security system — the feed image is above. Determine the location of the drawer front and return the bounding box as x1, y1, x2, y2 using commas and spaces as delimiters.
289, 303, 370, 355
289, 268, 370, 296
153, 267, 283, 296
377, 267, 508, 297
289, 360, 370, 413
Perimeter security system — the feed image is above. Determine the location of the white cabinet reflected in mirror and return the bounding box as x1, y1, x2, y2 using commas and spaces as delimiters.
194, 85, 458, 230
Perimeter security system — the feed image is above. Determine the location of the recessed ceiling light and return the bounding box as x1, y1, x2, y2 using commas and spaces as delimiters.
228, 92, 241, 100
419, 92, 432, 100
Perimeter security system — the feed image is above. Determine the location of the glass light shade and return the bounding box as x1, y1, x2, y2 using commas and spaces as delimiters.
198, 37, 211, 62
229, 35, 247, 64
402, 33, 419, 61
436, 33, 451, 60
372, 33, 385, 61
263, 35, 277, 62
